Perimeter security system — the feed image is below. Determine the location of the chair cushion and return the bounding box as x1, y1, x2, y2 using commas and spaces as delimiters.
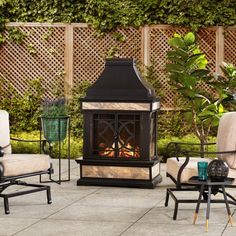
166, 157, 212, 183
0, 110, 11, 154
228, 168, 236, 185
217, 112, 236, 169
0, 154, 50, 177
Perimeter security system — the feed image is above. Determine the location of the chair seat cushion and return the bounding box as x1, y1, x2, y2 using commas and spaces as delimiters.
0, 154, 50, 177
228, 168, 236, 185
166, 157, 212, 183
216, 112, 236, 170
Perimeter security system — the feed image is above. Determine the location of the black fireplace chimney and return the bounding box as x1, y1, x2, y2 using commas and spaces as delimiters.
83, 58, 156, 102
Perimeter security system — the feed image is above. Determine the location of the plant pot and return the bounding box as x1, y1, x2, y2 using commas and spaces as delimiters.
41, 116, 68, 142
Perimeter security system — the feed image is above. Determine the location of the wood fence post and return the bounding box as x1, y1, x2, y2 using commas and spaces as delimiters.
142, 25, 150, 74
64, 24, 74, 99
216, 26, 224, 74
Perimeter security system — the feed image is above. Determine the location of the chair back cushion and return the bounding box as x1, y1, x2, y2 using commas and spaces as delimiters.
0, 110, 12, 154
217, 112, 236, 169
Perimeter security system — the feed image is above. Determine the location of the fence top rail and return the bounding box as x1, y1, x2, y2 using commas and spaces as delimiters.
6, 22, 234, 31
148, 24, 222, 31
6, 22, 71, 27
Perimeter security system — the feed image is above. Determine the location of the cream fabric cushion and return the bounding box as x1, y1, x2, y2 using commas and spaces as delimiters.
0, 110, 11, 153
217, 112, 236, 169
228, 168, 236, 185
0, 110, 51, 177
0, 154, 50, 177
166, 157, 212, 183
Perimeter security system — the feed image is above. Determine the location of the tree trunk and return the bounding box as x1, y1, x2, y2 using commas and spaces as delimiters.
199, 136, 208, 158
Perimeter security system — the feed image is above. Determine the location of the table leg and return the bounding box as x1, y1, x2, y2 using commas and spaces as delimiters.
205, 185, 212, 232
193, 184, 204, 224
221, 186, 233, 226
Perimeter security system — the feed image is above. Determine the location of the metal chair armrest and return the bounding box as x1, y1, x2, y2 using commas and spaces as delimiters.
167, 141, 216, 146
10, 137, 50, 155
10, 137, 41, 143
182, 149, 236, 156
166, 141, 216, 161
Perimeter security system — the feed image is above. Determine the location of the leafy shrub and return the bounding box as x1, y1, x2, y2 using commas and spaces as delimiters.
0, 77, 44, 132
1, 0, 236, 38
69, 81, 91, 138
158, 134, 217, 163
166, 32, 224, 149
11, 131, 83, 159
158, 110, 193, 138
11, 131, 41, 154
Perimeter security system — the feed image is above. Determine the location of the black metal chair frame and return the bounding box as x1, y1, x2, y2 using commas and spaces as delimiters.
0, 138, 53, 214
165, 142, 236, 220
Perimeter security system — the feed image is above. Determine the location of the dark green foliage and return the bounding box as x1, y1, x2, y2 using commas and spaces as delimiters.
211, 62, 236, 102
0, 77, 44, 132
68, 81, 91, 138
11, 131, 83, 159
144, 63, 164, 99
158, 134, 216, 163
84, 0, 143, 32
158, 110, 193, 138
166, 32, 224, 147
1, 0, 236, 38
8, 27, 27, 43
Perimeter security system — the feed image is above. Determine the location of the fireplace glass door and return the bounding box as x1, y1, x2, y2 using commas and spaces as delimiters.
93, 114, 140, 158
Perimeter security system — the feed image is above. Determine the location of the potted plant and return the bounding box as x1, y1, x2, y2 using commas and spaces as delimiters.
41, 98, 69, 142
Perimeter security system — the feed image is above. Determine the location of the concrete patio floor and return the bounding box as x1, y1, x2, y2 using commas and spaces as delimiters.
0, 160, 236, 236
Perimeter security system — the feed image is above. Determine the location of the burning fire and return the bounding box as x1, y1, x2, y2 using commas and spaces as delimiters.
98, 142, 140, 158
119, 143, 140, 158
98, 143, 115, 157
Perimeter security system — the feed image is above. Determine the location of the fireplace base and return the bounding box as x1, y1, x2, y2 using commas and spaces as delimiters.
76, 158, 162, 189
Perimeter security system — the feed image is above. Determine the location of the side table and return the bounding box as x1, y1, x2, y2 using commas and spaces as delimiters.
188, 176, 235, 232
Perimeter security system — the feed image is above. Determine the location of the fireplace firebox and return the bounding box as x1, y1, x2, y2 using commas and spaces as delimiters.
76, 58, 162, 188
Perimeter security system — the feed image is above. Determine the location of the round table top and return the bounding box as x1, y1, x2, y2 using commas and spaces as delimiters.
188, 176, 235, 186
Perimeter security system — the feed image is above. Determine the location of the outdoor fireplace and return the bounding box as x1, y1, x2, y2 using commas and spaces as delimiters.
76, 58, 162, 188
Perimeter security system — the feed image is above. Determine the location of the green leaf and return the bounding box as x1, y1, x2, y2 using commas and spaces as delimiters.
173, 33, 181, 38
180, 88, 196, 98
168, 37, 185, 48
166, 63, 185, 73
183, 111, 193, 122
218, 104, 224, 113
184, 32, 195, 45
181, 75, 197, 88
190, 69, 209, 78
186, 53, 204, 67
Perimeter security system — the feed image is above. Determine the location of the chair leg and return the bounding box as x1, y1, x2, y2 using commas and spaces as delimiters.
47, 186, 52, 204
0, 181, 52, 214
3, 196, 10, 214
165, 189, 169, 207
173, 202, 179, 220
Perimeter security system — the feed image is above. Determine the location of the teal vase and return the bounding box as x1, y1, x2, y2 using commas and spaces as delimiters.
41, 117, 68, 142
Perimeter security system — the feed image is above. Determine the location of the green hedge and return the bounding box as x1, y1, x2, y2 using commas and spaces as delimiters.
158, 134, 217, 162
11, 131, 83, 159
11, 131, 216, 161
1, 0, 236, 35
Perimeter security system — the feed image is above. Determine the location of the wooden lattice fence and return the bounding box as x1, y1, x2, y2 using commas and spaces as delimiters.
0, 23, 235, 109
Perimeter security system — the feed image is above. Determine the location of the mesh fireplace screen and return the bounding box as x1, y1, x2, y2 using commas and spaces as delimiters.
93, 114, 140, 158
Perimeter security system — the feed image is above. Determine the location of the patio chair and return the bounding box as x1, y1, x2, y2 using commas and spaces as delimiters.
0, 110, 52, 214
165, 111, 236, 220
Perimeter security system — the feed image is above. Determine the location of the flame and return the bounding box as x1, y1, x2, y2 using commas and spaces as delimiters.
119, 143, 140, 158
98, 142, 140, 158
